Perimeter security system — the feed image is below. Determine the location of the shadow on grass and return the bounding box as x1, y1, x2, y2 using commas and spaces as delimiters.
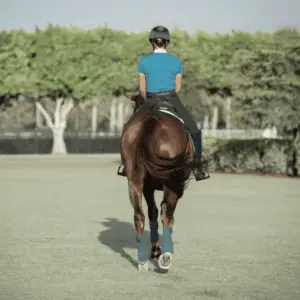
98, 217, 163, 270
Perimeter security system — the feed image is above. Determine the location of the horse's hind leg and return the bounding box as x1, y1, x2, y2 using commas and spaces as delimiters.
143, 183, 162, 259
128, 176, 148, 271
158, 186, 182, 270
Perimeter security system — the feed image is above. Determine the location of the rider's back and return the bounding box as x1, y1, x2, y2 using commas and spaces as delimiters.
138, 52, 183, 93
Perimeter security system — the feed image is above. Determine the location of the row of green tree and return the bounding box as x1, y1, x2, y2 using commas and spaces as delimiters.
0, 25, 299, 154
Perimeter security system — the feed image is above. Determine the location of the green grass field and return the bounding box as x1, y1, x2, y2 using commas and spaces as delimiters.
0, 155, 299, 300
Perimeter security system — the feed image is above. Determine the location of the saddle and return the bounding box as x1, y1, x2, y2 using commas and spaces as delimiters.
151, 100, 184, 123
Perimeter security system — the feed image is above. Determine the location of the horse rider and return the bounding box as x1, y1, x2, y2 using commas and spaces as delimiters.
118, 25, 210, 181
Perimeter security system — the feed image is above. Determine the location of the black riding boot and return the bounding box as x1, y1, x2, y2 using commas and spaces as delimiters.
191, 130, 210, 181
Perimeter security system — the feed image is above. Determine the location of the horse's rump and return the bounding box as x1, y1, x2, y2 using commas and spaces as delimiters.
122, 110, 193, 185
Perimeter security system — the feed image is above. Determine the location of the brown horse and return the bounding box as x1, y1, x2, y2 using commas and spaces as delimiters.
119, 93, 198, 271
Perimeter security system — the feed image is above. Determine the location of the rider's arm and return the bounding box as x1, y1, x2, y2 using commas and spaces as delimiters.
175, 59, 183, 94
138, 73, 147, 101
138, 57, 147, 102
175, 74, 182, 94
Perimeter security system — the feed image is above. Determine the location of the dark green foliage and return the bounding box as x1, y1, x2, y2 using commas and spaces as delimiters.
0, 26, 299, 174
1, 26, 299, 112
203, 138, 298, 175
231, 29, 300, 133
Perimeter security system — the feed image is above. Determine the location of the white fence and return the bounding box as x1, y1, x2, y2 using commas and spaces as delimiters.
0, 127, 278, 140
202, 128, 278, 139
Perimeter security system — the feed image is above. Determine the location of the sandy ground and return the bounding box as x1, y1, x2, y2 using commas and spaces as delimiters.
0, 155, 299, 300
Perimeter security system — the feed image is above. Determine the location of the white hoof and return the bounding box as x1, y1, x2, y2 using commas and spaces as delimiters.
138, 261, 149, 271
158, 252, 173, 270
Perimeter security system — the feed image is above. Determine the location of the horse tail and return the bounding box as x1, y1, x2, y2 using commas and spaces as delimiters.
135, 114, 191, 182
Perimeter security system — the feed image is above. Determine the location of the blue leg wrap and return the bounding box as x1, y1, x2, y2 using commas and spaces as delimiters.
137, 233, 148, 262
162, 226, 173, 254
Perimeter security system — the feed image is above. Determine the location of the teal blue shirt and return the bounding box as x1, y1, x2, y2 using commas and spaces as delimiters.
137, 51, 183, 93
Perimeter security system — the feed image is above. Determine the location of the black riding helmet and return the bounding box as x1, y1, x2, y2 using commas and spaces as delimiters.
149, 25, 170, 47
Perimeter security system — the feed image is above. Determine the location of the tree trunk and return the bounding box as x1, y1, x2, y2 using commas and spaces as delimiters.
117, 100, 124, 133
211, 106, 218, 138
109, 99, 117, 133
35, 98, 74, 155
36, 105, 43, 128
124, 103, 132, 121
203, 115, 209, 129
91, 104, 98, 133
52, 125, 67, 154
75, 109, 79, 130
211, 106, 218, 130
225, 97, 231, 129
225, 97, 231, 138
